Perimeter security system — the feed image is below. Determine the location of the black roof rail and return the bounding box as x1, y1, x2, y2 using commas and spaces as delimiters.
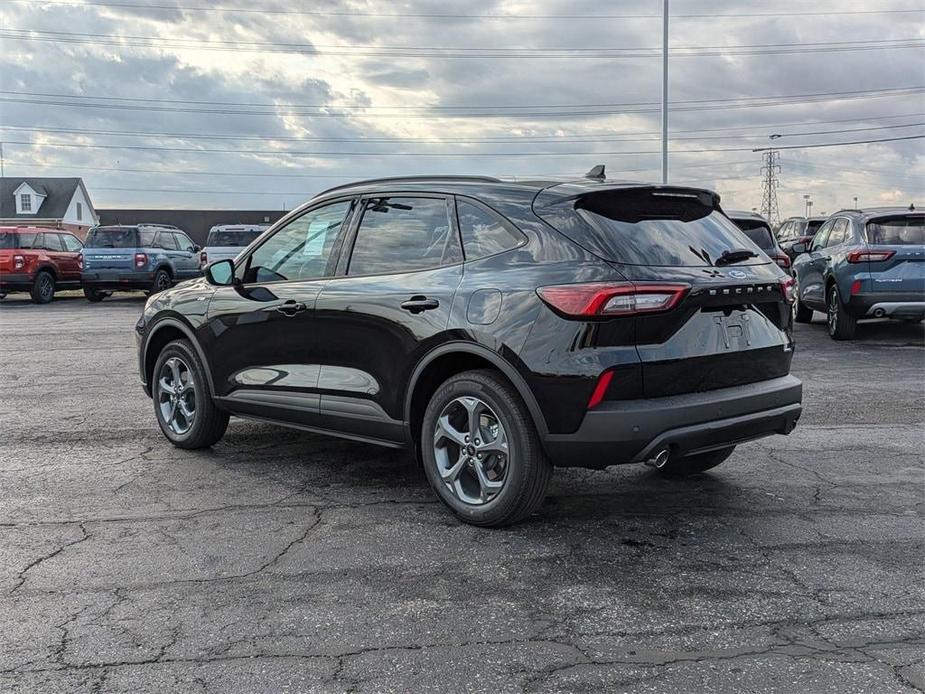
137, 222, 180, 229
315, 175, 502, 198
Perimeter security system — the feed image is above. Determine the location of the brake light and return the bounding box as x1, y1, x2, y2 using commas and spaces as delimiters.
77, 253, 83, 270
536, 282, 690, 317
846, 249, 895, 263
13, 254, 25, 270
134, 252, 147, 268
798, 235, 813, 244
587, 370, 615, 409
200, 250, 208, 267
851, 279, 862, 296
773, 253, 791, 269
778, 276, 796, 304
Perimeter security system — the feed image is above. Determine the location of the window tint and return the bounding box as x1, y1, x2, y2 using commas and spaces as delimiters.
207, 228, 263, 247
456, 200, 522, 259
731, 219, 775, 250
0, 231, 37, 249
44, 233, 66, 251
866, 216, 925, 245
825, 219, 849, 247
348, 197, 456, 276
62, 234, 83, 251
805, 219, 825, 236
244, 201, 351, 283
86, 227, 140, 248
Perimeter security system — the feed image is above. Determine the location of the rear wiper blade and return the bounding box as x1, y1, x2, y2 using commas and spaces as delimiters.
715, 248, 758, 266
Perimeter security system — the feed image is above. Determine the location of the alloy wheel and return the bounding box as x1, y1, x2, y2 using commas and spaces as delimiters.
433, 396, 509, 505
155, 272, 170, 292
40, 274, 53, 300
828, 289, 838, 334
157, 356, 196, 435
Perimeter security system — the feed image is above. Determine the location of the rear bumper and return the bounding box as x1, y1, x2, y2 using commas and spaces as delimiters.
848, 294, 925, 319
0, 273, 35, 290
543, 375, 802, 468
82, 271, 154, 290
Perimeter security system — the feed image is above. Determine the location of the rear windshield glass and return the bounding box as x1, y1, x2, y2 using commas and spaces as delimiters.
866, 216, 925, 245
542, 190, 765, 267
805, 220, 825, 236
0, 231, 37, 249
86, 228, 158, 247
206, 229, 263, 247
732, 219, 775, 250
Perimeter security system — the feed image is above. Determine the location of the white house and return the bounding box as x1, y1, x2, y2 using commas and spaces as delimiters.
0, 177, 99, 238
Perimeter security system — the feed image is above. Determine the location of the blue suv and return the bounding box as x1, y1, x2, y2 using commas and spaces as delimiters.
792, 206, 924, 339
81, 224, 201, 301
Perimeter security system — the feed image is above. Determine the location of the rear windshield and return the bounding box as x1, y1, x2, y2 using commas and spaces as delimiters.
540, 190, 765, 267
0, 231, 37, 249
866, 216, 924, 245
805, 219, 825, 236
86, 227, 155, 248
732, 219, 775, 250
206, 229, 262, 247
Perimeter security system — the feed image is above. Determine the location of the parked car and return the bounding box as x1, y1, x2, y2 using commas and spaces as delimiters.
200, 224, 268, 268
777, 216, 827, 261
136, 173, 802, 526
726, 210, 791, 271
0, 226, 84, 303
791, 206, 924, 339
81, 224, 201, 301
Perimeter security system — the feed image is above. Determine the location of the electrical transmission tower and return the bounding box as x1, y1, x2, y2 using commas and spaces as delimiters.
759, 150, 781, 227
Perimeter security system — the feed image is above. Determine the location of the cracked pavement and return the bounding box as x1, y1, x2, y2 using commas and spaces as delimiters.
0, 294, 922, 693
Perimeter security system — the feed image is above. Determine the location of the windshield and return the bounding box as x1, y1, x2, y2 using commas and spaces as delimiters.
866, 216, 925, 245
0, 231, 37, 249
732, 219, 775, 250
207, 229, 263, 247
548, 191, 765, 267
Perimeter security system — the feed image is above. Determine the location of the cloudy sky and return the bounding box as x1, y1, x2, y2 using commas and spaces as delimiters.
0, 0, 922, 220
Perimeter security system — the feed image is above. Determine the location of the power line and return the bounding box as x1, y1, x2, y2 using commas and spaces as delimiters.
8, 0, 923, 19
2, 87, 920, 119
753, 134, 925, 151
1, 30, 921, 58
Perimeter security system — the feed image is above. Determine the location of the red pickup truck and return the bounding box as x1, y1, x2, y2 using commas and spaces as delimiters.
0, 227, 84, 303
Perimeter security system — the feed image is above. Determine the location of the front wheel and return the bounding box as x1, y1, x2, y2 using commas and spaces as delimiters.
152, 339, 228, 448
421, 369, 552, 527
827, 285, 856, 340
653, 446, 736, 477
30, 270, 55, 304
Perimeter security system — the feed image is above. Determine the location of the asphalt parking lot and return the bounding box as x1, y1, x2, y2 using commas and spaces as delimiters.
1, 293, 923, 693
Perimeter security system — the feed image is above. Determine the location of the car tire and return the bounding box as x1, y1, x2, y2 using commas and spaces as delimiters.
827, 284, 856, 340
654, 446, 736, 477
420, 369, 552, 527
152, 339, 229, 449
793, 295, 813, 323
83, 286, 106, 302
30, 270, 55, 304
152, 268, 172, 294
0, 292, 7, 300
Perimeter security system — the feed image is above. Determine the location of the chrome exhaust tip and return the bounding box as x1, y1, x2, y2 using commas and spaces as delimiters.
873, 308, 886, 318
645, 448, 671, 469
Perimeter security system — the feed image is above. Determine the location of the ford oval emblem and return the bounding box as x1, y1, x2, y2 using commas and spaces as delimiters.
728, 270, 748, 279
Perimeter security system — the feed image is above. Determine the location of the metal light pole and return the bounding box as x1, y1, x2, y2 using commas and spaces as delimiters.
803, 194, 811, 217
853, 196, 859, 208
661, 0, 669, 184
807, 200, 813, 217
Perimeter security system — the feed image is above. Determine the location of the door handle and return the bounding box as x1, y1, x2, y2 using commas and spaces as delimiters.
400, 296, 440, 313
276, 300, 307, 316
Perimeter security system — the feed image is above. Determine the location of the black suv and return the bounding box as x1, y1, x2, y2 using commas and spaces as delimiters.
136, 173, 803, 526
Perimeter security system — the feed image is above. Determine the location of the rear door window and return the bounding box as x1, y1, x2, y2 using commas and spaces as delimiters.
455, 200, 523, 260
348, 197, 458, 275
866, 216, 925, 245
155, 231, 179, 250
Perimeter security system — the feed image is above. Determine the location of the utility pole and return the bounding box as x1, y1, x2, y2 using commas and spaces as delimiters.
759, 150, 781, 227
853, 195, 859, 209
0, 141, 4, 177
661, 0, 669, 184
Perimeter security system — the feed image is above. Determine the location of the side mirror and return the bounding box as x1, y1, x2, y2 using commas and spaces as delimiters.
791, 242, 807, 255
205, 258, 235, 286
192, 245, 201, 253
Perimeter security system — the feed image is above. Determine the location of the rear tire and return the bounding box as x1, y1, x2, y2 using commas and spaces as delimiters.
83, 286, 106, 302
152, 269, 172, 294
30, 270, 55, 304
152, 339, 228, 449
793, 296, 813, 323
420, 369, 552, 527
827, 284, 856, 340
654, 446, 736, 477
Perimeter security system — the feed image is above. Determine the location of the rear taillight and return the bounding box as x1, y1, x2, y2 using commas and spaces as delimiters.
847, 249, 895, 263
587, 370, 615, 409
798, 235, 813, 244
778, 276, 796, 304
200, 250, 208, 267
134, 252, 148, 268
536, 282, 690, 317
13, 254, 25, 270
77, 253, 83, 270
851, 279, 862, 296
773, 253, 791, 269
